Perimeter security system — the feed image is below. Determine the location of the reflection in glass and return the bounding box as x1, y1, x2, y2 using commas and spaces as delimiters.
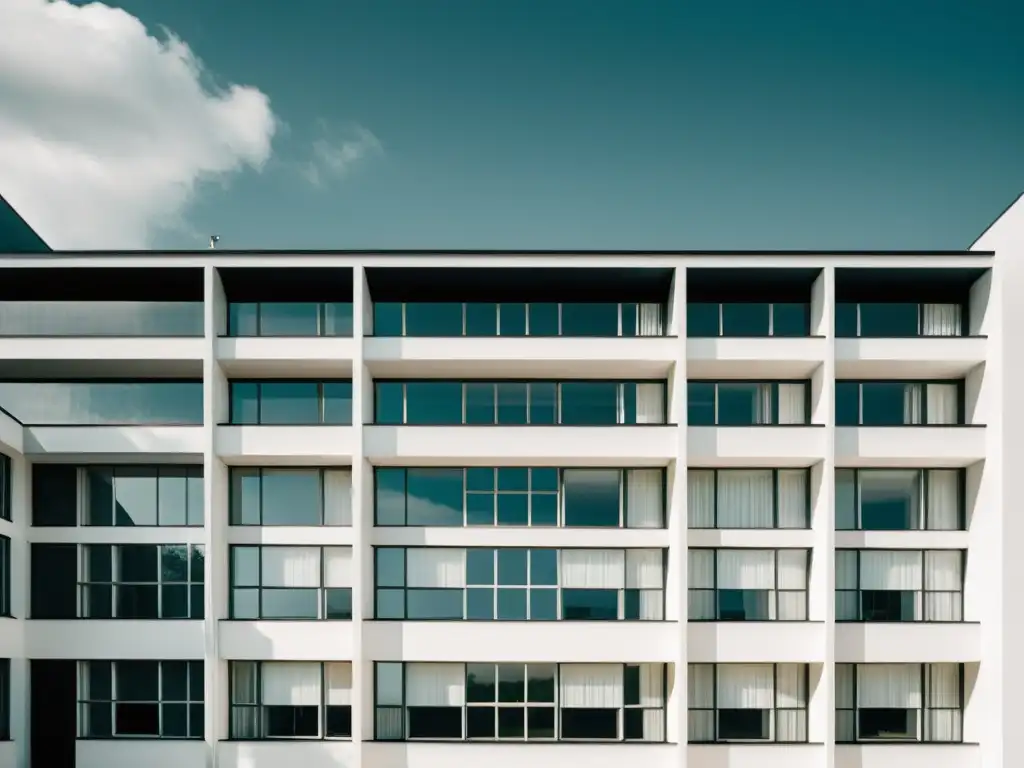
721, 303, 770, 336
407, 589, 463, 619
406, 469, 464, 526
687, 383, 716, 426
259, 382, 320, 424
115, 468, 158, 526
562, 470, 620, 527
257, 303, 319, 336
405, 303, 463, 337
228, 302, 353, 337
858, 303, 919, 337
0, 301, 203, 337
559, 382, 618, 425
404, 382, 463, 425
0, 382, 203, 425
260, 470, 322, 526
859, 470, 920, 530
560, 303, 619, 336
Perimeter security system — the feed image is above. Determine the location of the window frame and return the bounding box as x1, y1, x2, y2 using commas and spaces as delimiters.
229, 467, 350, 527
835, 380, 965, 426
0, 659, 8, 740
835, 468, 966, 531
229, 545, 352, 621
227, 380, 354, 426
687, 380, 812, 426
0, 536, 8, 618
687, 548, 809, 622
836, 302, 967, 339
226, 301, 354, 338
835, 549, 965, 623
0, 454, 10, 522
686, 302, 812, 338
687, 468, 811, 530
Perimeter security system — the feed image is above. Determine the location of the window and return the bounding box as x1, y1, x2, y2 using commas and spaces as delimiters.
228, 381, 353, 425
78, 660, 204, 739
230, 468, 351, 526
835, 381, 961, 426
231, 546, 352, 620
0, 382, 203, 425
0, 301, 203, 337
230, 662, 352, 739
687, 302, 810, 337
688, 664, 808, 742
80, 544, 205, 620
374, 381, 667, 425
689, 549, 808, 621
836, 550, 963, 622
836, 664, 962, 742
374, 662, 665, 742
375, 547, 664, 621
0, 537, 8, 617
0, 660, 8, 740
688, 469, 809, 529
688, 381, 809, 425
373, 302, 665, 338
0, 454, 10, 522
836, 469, 962, 530
32, 465, 204, 527
375, 467, 664, 529
227, 302, 353, 337
835, 303, 963, 338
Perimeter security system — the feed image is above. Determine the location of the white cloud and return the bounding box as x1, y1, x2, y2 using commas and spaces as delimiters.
301, 124, 382, 187
0, 0, 278, 249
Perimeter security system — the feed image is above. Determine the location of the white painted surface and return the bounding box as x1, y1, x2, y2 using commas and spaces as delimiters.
688, 743, 824, 768
26, 621, 205, 659
363, 742, 676, 768
687, 622, 827, 663
217, 336, 356, 378
219, 621, 355, 660
216, 425, 356, 464
687, 336, 827, 379
24, 425, 204, 460
218, 740, 356, 768
835, 622, 981, 663
688, 425, 827, 466
834, 426, 986, 467
835, 337, 987, 379
77, 739, 207, 768
834, 743, 980, 768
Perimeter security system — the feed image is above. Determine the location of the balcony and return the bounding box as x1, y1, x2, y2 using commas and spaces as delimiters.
363, 621, 676, 663
219, 621, 355, 660
688, 426, 826, 466
834, 426, 985, 467
364, 742, 676, 768
686, 622, 826, 663
26, 620, 203, 659
835, 336, 986, 379
835, 622, 980, 664
835, 743, 979, 768
688, 336, 825, 379
24, 425, 204, 461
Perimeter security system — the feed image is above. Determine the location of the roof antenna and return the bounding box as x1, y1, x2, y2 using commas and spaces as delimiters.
209, 235, 220, 249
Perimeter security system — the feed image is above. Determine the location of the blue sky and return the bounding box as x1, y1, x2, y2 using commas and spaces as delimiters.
38, 1, 1024, 249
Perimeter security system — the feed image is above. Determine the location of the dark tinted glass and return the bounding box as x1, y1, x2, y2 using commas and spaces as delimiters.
687, 303, 720, 336
561, 708, 618, 739
528, 383, 557, 424
560, 382, 618, 425
86, 467, 114, 526
859, 470, 919, 530
499, 303, 527, 336
717, 383, 771, 426
464, 383, 495, 424
259, 303, 319, 336
496, 384, 528, 424
407, 469, 463, 526
259, 382, 320, 424
375, 469, 406, 525
527, 303, 559, 336
229, 303, 259, 336
561, 589, 619, 620
465, 303, 498, 336
835, 382, 861, 426
407, 589, 463, 619
31, 543, 77, 618
373, 303, 404, 336
466, 663, 495, 702
405, 382, 463, 425
230, 469, 261, 525
563, 469, 620, 527
114, 468, 158, 526
322, 382, 353, 424
688, 383, 716, 425
261, 470, 321, 525
561, 303, 619, 336
859, 303, 919, 337
375, 382, 404, 424
835, 303, 858, 337
860, 383, 909, 426
405, 303, 463, 337
32, 465, 78, 526
773, 303, 810, 336
721, 303, 770, 336
466, 549, 494, 584
230, 383, 259, 424
261, 588, 319, 618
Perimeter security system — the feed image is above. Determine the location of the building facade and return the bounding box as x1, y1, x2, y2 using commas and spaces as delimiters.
0, 196, 1022, 768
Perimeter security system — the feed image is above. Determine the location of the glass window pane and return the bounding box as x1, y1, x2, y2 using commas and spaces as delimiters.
190, 546, 205, 582
530, 550, 558, 585
497, 550, 528, 585
232, 588, 259, 619
527, 303, 559, 336
466, 588, 494, 619
497, 588, 527, 620
498, 303, 527, 336
230, 383, 259, 425
261, 470, 321, 525
376, 663, 404, 706
187, 469, 204, 526
323, 302, 353, 336
860, 303, 919, 337
563, 469, 620, 527
117, 584, 159, 618
835, 470, 856, 530
497, 494, 528, 525
230, 469, 261, 525
86, 544, 112, 581
687, 303, 720, 336
466, 468, 494, 492
466, 493, 495, 525
528, 383, 557, 424
259, 303, 319, 336
376, 589, 405, 619
466, 549, 494, 585
465, 303, 498, 336
161, 545, 188, 582
322, 382, 353, 425
86, 467, 114, 526
229, 303, 259, 336
497, 664, 525, 703
530, 589, 557, 620
376, 548, 406, 588
772, 303, 809, 337
835, 382, 860, 426
375, 382, 404, 425
373, 303, 404, 336
498, 468, 528, 491
407, 469, 464, 526
407, 589, 464, 619
325, 588, 352, 619
721, 303, 770, 336
405, 303, 463, 336
158, 469, 187, 526
562, 589, 619, 620
531, 468, 558, 492
231, 547, 260, 586
530, 493, 558, 526
406, 382, 463, 425
527, 665, 556, 702
259, 382, 320, 424
162, 662, 188, 701
559, 382, 619, 425
114, 468, 157, 526
465, 383, 496, 425
561, 303, 619, 336
261, 588, 319, 619
688, 382, 716, 425
466, 664, 496, 702
621, 303, 638, 337
860, 470, 920, 530
119, 544, 157, 582
116, 661, 159, 701
496, 384, 528, 424
375, 469, 406, 525
717, 383, 770, 426
860, 383, 910, 426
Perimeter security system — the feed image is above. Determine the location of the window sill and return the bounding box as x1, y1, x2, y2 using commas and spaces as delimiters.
688, 335, 825, 340
839, 424, 985, 428
836, 620, 977, 625
691, 741, 823, 746
77, 737, 204, 741
837, 741, 976, 746
222, 738, 352, 742
368, 740, 675, 745
367, 423, 677, 427
368, 335, 680, 340
221, 618, 351, 622
836, 335, 987, 340
690, 424, 824, 428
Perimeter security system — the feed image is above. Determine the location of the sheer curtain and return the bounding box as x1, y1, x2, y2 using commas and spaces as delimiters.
835, 551, 859, 620
924, 551, 963, 621
926, 663, 961, 741
326, 662, 352, 707
688, 550, 715, 620
626, 469, 664, 528
921, 304, 961, 337
903, 384, 923, 424
775, 664, 807, 742
776, 550, 808, 620
323, 469, 353, 526
231, 662, 260, 738
638, 664, 665, 741
777, 383, 807, 425
717, 665, 774, 740
687, 664, 715, 741
835, 664, 855, 742
717, 470, 774, 528
323, 547, 352, 590
405, 663, 465, 706
261, 547, 321, 588
406, 548, 466, 588
926, 384, 959, 425
688, 470, 715, 528
860, 551, 923, 619
263, 662, 322, 708
718, 550, 776, 617
635, 383, 666, 424
560, 664, 623, 708
626, 550, 664, 620
858, 664, 922, 719
561, 550, 625, 590
777, 470, 808, 528
927, 470, 960, 530
755, 384, 773, 425
638, 304, 664, 337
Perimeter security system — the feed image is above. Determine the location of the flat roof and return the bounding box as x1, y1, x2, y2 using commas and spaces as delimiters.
0, 248, 996, 257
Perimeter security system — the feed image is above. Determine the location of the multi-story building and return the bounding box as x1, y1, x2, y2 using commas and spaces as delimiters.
0, 193, 1022, 768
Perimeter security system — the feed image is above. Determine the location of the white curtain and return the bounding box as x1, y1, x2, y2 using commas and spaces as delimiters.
925, 551, 963, 621
858, 664, 922, 709
325, 663, 352, 706
323, 469, 352, 526
777, 470, 808, 528
775, 664, 807, 742
637, 664, 665, 741
559, 664, 623, 708
717, 664, 774, 709
921, 304, 961, 337
927, 470, 960, 530
635, 383, 665, 424
638, 303, 663, 336
835, 664, 855, 743
627, 549, 664, 621
261, 547, 320, 588
903, 384, 923, 424
406, 548, 466, 588
777, 384, 806, 425
860, 550, 922, 590
230, 662, 259, 739
835, 550, 859, 620
626, 469, 663, 528
323, 547, 352, 589
717, 550, 775, 589
717, 470, 774, 528
755, 383, 773, 425
688, 664, 715, 742
776, 550, 808, 620
927, 663, 961, 741
561, 549, 625, 589
926, 384, 959, 425
263, 662, 321, 706
405, 663, 465, 706
688, 470, 715, 528
688, 550, 715, 620
835, 469, 857, 530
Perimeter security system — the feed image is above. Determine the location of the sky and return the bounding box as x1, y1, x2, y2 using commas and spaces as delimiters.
0, 0, 1022, 251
